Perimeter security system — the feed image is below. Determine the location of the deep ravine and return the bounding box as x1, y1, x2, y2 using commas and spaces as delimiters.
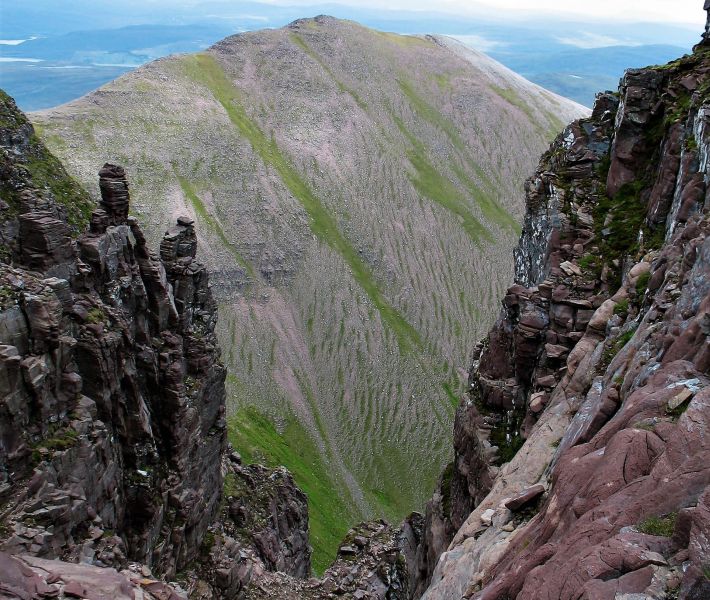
2, 4, 710, 600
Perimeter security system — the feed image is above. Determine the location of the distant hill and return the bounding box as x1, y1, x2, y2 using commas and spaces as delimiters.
32, 16, 585, 569
489, 43, 690, 105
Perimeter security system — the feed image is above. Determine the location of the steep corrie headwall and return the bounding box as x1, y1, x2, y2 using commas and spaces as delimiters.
417, 14, 710, 600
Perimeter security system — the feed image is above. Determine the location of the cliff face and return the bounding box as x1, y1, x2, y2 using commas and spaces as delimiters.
0, 91, 316, 599
417, 16, 710, 600
0, 88, 226, 577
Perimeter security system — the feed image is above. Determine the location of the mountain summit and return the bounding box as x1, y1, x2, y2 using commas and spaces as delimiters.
32, 16, 586, 566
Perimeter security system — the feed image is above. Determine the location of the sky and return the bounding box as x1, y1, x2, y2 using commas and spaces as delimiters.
259, 0, 706, 26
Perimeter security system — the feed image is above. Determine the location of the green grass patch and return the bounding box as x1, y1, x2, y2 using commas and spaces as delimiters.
392, 114, 491, 244
543, 109, 567, 138
397, 77, 467, 154
594, 179, 664, 288
440, 461, 455, 518
396, 78, 514, 235
375, 30, 430, 48
228, 406, 355, 574
363, 439, 424, 519
635, 271, 651, 296
613, 298, 629, 317
223, 471, 240, 498
33, 427, 79, 459
85, 307, 106, 324
638, 512, 677, 537
13, 120, 96, 233
174, 174, 254, 277
490, 85, 536, 123
433, 72, 453, 91
181, 53, 420, 352
442, 381, 460, 409
600, 328, 636, 372
452, 163, 519, 233
596, 180, 646, 257
577, 254, 603, 281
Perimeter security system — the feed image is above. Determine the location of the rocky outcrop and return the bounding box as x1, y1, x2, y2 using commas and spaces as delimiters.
0, 91, 317, 598
0, 89, 227, 580
0, 551, 187, 600
184, 451, 312, 597
418, 12, 710, 600
236, 517, 421, 599
412, 90, 619, 597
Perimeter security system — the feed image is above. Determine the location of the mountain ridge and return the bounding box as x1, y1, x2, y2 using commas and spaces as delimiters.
31, 15, 586, 567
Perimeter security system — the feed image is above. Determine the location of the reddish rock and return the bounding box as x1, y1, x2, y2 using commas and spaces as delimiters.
504, 484, 545, 511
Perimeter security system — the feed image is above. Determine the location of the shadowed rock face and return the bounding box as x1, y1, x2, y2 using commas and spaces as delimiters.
0, 92, 316, 599
0, 89, 227, 578
417, 10, 710, 600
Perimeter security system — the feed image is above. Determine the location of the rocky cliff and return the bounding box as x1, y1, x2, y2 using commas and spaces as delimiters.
0, 91, 318, 598
416, 9, 710, 600
0, 86, 227, 578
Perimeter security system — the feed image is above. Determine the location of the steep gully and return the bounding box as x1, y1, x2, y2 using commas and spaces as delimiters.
2, 4, 710, 599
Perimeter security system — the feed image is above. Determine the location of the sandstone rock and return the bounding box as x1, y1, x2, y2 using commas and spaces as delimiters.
667, 386, 693, 410
0, 552, 187, 600
420, 30, 710, 600
1, 152, 227, 579
98, 163, 130, 225
503, 484, 545, 511
480, 509, 496, 527
559, 260, 582, 277
529, 392, 547, 413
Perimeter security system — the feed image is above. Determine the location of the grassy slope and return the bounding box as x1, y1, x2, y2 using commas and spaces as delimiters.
180, 53, 421, 353
229, 405, 352, 574
0, 90, 94, 231
32, 18, 586, 572
175, 174, 254, 276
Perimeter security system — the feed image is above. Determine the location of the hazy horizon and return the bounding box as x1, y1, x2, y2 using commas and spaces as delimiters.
1, 0, 706, 110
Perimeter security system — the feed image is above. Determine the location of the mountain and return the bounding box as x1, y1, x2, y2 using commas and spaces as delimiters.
2, 2, 701, 111
30, 16, 586, 569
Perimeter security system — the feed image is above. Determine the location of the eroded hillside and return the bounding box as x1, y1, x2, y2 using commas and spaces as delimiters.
31, 16, 586, 568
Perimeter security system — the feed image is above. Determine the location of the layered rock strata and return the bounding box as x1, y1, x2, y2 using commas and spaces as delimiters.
417, 13, 710, 600
0, 91, 319, 598
0, 89, 227, 579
